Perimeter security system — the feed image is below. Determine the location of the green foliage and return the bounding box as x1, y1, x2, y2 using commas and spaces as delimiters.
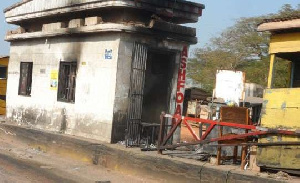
188, 4, 299, 93
276, 4, 300, 17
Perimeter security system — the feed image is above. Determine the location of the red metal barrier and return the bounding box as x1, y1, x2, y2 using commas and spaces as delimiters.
157, 114, 300, 153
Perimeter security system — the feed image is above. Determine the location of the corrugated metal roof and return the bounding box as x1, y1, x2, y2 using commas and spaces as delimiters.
260, 15, 300, 25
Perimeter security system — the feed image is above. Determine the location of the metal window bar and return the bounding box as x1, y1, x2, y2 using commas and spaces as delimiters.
126, 42, 148, 147
58, 62, 77, 102
18, 62, 33, 96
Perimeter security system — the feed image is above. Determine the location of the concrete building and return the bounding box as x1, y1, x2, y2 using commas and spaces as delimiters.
4, 0, 204, 143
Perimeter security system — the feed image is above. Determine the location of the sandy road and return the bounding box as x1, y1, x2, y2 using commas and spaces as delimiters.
0, 129, 159, 183
0, 153, 76, 183
0, 145, 157, 183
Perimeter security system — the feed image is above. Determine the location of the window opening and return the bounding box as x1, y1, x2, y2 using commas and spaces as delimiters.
58, 62, 77, 103
0, 66, 7, 79
19, 62, 33, 96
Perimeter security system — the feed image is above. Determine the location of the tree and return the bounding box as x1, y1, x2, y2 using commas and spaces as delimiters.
188, 4, 299, 93
276, 4, 300, 17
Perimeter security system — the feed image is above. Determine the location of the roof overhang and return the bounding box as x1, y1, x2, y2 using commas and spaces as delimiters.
257, 18, 300, 32
269, 32, 300, 54
4, 0, 205, 24
5, 22, 198, 44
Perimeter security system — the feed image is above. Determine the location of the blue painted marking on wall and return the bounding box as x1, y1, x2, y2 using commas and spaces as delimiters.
105, 49, 113, 60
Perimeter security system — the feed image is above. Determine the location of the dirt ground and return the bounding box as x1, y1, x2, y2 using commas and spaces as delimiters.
0, 127, 159, 183
180, 122, 200, 142
0, 123, 299, 183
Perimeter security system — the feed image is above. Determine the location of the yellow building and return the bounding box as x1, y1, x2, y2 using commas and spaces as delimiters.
0, 56, 8, 115
257, 17, 300, 171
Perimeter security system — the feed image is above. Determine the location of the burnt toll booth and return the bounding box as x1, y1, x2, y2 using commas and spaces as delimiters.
4, 0, 205, 143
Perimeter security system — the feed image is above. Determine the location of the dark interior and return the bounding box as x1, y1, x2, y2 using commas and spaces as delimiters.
277, 52, 300, 88
0, 66, 7, 79
293, 62, 300, 87
142, 50, 175, 124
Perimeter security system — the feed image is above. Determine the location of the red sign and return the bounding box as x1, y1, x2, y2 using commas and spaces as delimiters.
175, 46, 188, 115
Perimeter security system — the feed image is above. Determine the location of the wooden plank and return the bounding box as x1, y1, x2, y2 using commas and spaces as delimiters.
0, 58, 9, 66
0, 88, 7, 96
0, 80, 7, 85
262, 88, 300, 129
0, 107, 6, 115
0, 100, 5, 108
220, 107, 248, 125
269, 32, 300, 54
257, 145, 300, 170
258, 88, 300, 170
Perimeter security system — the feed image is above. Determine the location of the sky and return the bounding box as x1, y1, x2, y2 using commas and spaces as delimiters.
0, 0, 299, 56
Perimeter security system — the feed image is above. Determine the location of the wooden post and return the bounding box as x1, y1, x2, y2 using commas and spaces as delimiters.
241, 145, 247, 170
267, 54, 276, 89
217, 107, 224, 165
233, 146, 238, 164
217, 146, 222, 165
157, 112, 166, 154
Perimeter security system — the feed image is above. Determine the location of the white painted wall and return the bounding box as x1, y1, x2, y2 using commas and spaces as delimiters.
215, 70, 245, 106
6, 34, 120, 142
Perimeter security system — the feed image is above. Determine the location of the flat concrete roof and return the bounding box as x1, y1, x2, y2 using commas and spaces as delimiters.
5, 0, 205, 24
4, 0, 205, 13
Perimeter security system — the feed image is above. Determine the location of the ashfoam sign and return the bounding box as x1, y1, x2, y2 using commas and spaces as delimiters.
215, 70, 245, 105
175, 46, 188, 115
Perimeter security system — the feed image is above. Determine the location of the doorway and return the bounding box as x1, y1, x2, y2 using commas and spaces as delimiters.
126, 43, 177, 146
142, 50, 175, 124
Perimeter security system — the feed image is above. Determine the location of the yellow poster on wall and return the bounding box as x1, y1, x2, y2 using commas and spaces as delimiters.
50, 70, 58, 90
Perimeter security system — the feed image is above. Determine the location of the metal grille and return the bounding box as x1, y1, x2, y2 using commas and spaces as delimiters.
19, 62, 33, 96
126, 42, 148, 147
58, 62, 77, 103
